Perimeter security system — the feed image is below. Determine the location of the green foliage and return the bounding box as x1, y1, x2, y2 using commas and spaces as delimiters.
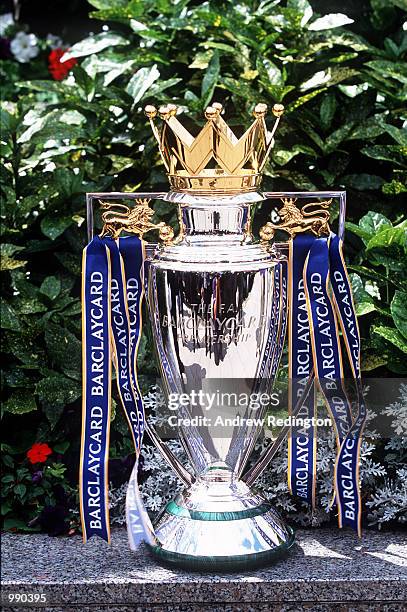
1, 0, 406, 531
347, 212, 407, 373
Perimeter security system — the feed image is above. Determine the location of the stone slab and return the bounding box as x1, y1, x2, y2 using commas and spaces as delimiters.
1, 528, 406, 610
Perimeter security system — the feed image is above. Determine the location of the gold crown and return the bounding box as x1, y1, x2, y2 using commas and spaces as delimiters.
144, 102, 284, 194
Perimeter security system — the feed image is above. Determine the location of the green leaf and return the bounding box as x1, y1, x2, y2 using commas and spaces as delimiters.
1, 244, 24, 258
391, 291, 407, 339
129, 19, 170, 42
36, 373, 81, 408
0, 107, 18, 141
190, 50, 213, 69
13, 484, 27, 497
366, 226, 407, 271
287, 0, 313, 26
55, 252, 81, 275
17, 111, 56, 144
88, 0, 128, 8
273, 144, 316, 166
361, 350, 389, 372
348, 265, 404, 289
385, 125, 407, 147
349, 274, 376, 316
362, 145, 407, 167
40, 215, 73, 240
259, 58, 283, 86
45, 323, 81, 379
82, 55, 135, 85
16, 297, 48, 315
308, 13, 354, 30
40, 276, 62, 301
323, 122, 354, 154
337, 83, 366, 98
43, 403, 66, 430
61, 32, 129, 61
147, 77, 183, 99
1, 501, 12, 515
201, 51, 220, 107
3, 391, 37, 415
0, 256, 27, 271
365, 60, 407, 84
0, 302, 21, 331
366, 225, 406, 250
320, 94, 336, 129
347, 115, 387, 141
53, 441, 70, 454
342, 174, 384, 190
108, 155, 135, 173
330, 32, 371, 52
72, 65, 96, 101
2, 455, 14, 468
359, 212, 392, 236
373, 326, 407, 354
300, 70, 331, 91
3, 369, 33, 389
54, 168, 85, 198
126, 64, 160, 105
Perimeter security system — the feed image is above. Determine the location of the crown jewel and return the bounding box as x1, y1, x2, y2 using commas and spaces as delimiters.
144, 102, 284, 194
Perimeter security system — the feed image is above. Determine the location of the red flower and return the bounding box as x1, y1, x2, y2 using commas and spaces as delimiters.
48, 48, 77, 80
27, 443, 52, 464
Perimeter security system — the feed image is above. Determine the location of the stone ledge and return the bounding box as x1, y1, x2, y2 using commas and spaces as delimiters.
1, 528, 406, 611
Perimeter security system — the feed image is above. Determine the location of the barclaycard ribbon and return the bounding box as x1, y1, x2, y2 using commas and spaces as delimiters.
80, 235, 155, 546
80, 230, 366, 542
288, 232, 366, 536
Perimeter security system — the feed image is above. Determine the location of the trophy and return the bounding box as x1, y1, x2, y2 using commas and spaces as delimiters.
83, 101, 357, 571
128, 101, 294, 570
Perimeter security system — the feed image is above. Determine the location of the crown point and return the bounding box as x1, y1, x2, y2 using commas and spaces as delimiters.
253, 103, 268, 118
158, 105, 177, 120
205, 106, 218, 120
212, 102, 223, 114
272, 103, 284, 117
167, 103, 178, 116
144, 105, 157, 119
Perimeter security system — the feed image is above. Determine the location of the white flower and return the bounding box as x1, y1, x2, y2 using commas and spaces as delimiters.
46, 33, 63, 49
0, 12, 13, 36
10, 31, 39, 63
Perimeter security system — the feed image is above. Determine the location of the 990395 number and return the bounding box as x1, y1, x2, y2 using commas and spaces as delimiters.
7, 593, 47, 603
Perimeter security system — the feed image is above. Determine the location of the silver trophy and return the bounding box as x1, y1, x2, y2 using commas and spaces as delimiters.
88, 102, 338, 570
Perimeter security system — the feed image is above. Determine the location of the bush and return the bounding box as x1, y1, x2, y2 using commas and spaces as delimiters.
1, 0, 406, 532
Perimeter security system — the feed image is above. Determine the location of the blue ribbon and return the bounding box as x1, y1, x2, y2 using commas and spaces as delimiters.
329, 234, 360, 379
288, 234, 317, 507
80, 235, 154, 545
80, 237, 112, 543
328, 234, 366, 534
304, 236, 352, 444
288, 232, 366, 536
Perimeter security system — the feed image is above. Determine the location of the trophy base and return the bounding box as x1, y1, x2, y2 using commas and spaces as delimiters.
146, 474, 295, 572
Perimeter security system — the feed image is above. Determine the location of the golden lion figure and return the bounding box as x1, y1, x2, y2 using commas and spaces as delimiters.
99, 198, 174, 243
260, 197, 331, 242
